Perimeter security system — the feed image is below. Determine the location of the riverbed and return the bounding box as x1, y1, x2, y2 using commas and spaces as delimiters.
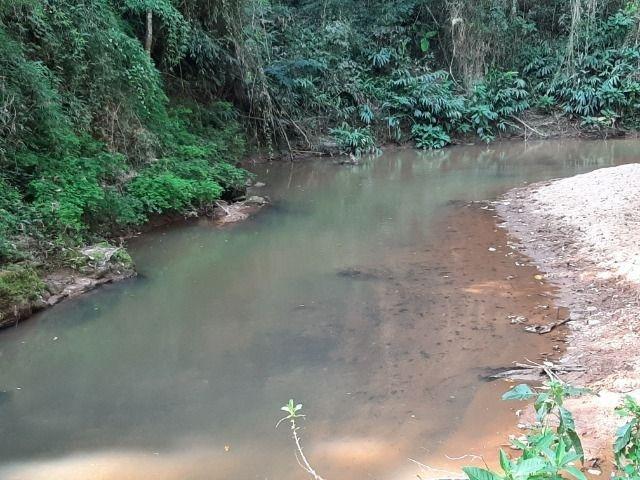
0, 140, 636, 480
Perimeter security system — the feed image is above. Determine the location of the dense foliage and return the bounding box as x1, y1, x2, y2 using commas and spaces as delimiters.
1, 0, 640, 305
226, 0, 640, 152
281, 384, 640, 480
465, 382, 640, 480
0, 1, 247, 269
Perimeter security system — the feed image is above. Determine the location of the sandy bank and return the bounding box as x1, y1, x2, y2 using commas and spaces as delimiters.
497, 163, 640, 466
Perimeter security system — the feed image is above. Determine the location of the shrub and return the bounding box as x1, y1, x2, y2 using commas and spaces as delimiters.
0, 265, 45, 311
0, 178, 25, 261
464, 381, 589, 480
330, 123, 379, 155
467, 71, 530, 143
614, 395, 640, 478
411, 124, 451, 149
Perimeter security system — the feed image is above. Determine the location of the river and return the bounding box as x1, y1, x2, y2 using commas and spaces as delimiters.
0, 140, 635, 480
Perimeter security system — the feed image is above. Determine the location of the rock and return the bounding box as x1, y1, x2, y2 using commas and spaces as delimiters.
508, 315, 528, 324
45, 281, 64, 295
253, 182, 266, 188
1, 244, 135, 329
245, 195, 269, 206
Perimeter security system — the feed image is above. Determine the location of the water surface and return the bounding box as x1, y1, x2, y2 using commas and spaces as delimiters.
0, 140, 635, 479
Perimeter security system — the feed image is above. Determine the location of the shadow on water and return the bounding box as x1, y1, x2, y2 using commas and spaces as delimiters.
0, 139, 636, 479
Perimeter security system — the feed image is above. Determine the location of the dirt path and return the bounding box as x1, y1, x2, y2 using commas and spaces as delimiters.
497, 163, 640, 468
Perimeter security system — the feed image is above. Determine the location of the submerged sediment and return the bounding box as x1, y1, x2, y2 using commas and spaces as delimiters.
497, 163, 640, 463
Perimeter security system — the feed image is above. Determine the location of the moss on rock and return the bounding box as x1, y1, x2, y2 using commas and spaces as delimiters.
0, 265, 45, 313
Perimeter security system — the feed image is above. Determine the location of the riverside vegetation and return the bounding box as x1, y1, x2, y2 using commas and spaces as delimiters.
2, 0, 640, 314
281, 384, 640, 480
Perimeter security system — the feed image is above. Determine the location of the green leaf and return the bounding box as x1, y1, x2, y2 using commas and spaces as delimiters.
559, 407, 576, 431
502, 384, 536, 401
512, 457, 547, 477
567, 429, 584, 461
556, 436, 566, 466
462, 467, 503, 480
535, 401, 549, 422
564, 465, 587, 480
614, 419, 637, 453
498, 449, 511, 473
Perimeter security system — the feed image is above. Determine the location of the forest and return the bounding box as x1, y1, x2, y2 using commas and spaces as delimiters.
1, 0, 639, 277
1, 1, 640, 479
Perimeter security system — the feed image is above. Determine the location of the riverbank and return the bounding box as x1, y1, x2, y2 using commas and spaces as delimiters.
3, 124, 636, 329
497, 163, 640, 466
241, 113, 639, 164
0, 195, 269, 329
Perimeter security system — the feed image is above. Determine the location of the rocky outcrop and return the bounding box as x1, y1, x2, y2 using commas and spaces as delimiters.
0, 244, 136, 328
213, 196, 270, 225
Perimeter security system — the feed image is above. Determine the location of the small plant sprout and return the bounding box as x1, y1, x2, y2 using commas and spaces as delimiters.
277, 399, 326, 480
280, 399, 304, 421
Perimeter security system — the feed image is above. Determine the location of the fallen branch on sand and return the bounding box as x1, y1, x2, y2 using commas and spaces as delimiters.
489, 359, 585, 381
524, 316, 572, 334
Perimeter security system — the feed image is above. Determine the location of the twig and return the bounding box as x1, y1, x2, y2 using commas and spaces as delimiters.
444, 454, 484, 462
488, 360, 584, 380
408, 458, 466, 480
214, 201, 232, 216
289, 420, 326, 480
524, 316, 572, 334
510, 116, 548, 137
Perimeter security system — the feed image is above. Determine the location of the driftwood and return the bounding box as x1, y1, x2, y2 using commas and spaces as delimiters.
488, 360, 585, 381
510, 115, 548, 138
524, 316, 572, 334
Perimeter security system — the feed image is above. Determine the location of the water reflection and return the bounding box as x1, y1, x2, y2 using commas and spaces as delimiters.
0, 139, 634, 479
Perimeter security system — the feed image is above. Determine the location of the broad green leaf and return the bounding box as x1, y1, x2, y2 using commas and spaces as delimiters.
533, 431, 556, 451
502, 384, 536, 401
560, 451, 581, 466
512, 457, 547, 477
555, 436, 566, 466
499, 449, 511, 472
462, 467, 503, 480
567, 429, 584, 461
564, 465, 587, 480
559, 407, 576, 431
614, 419, 637, 453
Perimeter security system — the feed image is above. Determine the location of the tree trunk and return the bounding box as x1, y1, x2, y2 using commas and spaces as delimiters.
144, 10, 153, 54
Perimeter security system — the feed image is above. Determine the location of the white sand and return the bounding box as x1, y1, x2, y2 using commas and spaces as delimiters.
531, 163, 640, 283
497, 163, 640, 466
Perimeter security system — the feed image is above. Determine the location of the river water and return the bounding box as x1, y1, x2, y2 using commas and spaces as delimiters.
0, 140, 635, 480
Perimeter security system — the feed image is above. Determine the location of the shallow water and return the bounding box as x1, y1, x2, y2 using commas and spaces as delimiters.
0, 140, 636, 480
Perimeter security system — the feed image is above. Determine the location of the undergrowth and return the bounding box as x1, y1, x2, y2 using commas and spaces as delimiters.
234, 0, 640, 153
280, 383, 640, 480
2, 0, 640, 310
0, 1, 248, 278
0, 265, 45, 312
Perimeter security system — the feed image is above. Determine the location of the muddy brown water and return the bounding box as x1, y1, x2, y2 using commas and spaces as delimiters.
0, 140, 636, 480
